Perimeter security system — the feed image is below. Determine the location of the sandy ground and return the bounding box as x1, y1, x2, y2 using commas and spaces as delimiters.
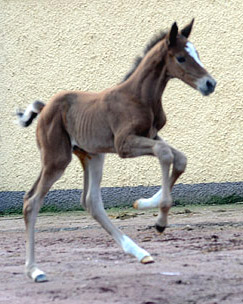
0, 204, 243, 304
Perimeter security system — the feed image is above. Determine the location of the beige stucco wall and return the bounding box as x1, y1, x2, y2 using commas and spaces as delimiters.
0, 0, 242, 192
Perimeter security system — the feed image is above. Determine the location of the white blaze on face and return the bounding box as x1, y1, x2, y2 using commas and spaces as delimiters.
185, 42, 204, 68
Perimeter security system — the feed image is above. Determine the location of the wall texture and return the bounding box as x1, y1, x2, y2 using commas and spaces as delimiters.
1, 0, 242, 192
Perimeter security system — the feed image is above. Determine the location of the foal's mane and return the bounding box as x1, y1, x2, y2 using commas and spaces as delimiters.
122, 30, 168, 82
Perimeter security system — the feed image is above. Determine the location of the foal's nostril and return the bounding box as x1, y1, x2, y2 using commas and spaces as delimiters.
205, 80, 216, 94
206, 80, 213, 90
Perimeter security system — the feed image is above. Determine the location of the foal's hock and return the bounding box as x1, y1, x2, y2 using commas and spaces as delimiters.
17, 19, 216, 282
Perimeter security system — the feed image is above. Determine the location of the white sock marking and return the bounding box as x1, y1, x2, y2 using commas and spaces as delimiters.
136, 188, 162, 209
185, 42, 204, 67
31, 268, 45, 279
121, 235, 150, 262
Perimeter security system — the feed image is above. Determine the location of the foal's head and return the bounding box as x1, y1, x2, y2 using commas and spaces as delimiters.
164, 19, 216, 96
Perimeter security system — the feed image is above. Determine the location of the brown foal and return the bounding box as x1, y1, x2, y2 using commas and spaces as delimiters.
17, 19, 216, 282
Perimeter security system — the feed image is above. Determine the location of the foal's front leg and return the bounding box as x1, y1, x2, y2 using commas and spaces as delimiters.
84, 153, 153, 264
134, 144, 187, 218
133, 187, 163, 210
116, 135, 175, 232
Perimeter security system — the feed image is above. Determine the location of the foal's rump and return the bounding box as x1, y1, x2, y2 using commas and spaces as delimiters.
17, 90, 116, 155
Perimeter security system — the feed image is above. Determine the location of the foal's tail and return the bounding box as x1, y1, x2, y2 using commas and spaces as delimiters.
16, 100, 45, 127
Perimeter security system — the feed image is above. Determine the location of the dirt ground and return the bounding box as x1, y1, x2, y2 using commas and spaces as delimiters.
0, 204, 243, 304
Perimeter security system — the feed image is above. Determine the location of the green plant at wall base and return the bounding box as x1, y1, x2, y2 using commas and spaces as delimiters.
173, 194, 243, 207
0, 194, 242, 216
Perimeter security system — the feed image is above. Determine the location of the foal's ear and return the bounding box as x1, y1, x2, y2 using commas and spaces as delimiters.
181, 18, 195, 38
168, 22, 178, 47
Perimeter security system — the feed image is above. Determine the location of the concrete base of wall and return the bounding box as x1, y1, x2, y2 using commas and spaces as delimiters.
1, 182, 243, 214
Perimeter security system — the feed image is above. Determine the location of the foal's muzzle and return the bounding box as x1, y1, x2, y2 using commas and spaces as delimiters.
197, 76, 217, 96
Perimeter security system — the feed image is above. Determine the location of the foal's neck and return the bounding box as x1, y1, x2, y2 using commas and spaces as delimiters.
125, 41, 169, 104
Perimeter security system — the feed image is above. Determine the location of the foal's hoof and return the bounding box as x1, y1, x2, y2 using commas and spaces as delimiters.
35, 273, 48, 283
155, 224, 166, 233
133, 200, 139, 209
141, 256, 154, 264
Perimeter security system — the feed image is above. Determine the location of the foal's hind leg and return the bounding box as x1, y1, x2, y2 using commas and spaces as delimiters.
84, 154, 153, 264
24, 157, 71, 282
73, 147, 89, 209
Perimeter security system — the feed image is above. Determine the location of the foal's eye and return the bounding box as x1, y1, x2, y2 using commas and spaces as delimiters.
176, 56, 186, 63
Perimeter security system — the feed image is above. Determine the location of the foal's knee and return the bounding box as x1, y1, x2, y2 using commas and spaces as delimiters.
153, 142, 174, 165
174, 151, 187, 173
